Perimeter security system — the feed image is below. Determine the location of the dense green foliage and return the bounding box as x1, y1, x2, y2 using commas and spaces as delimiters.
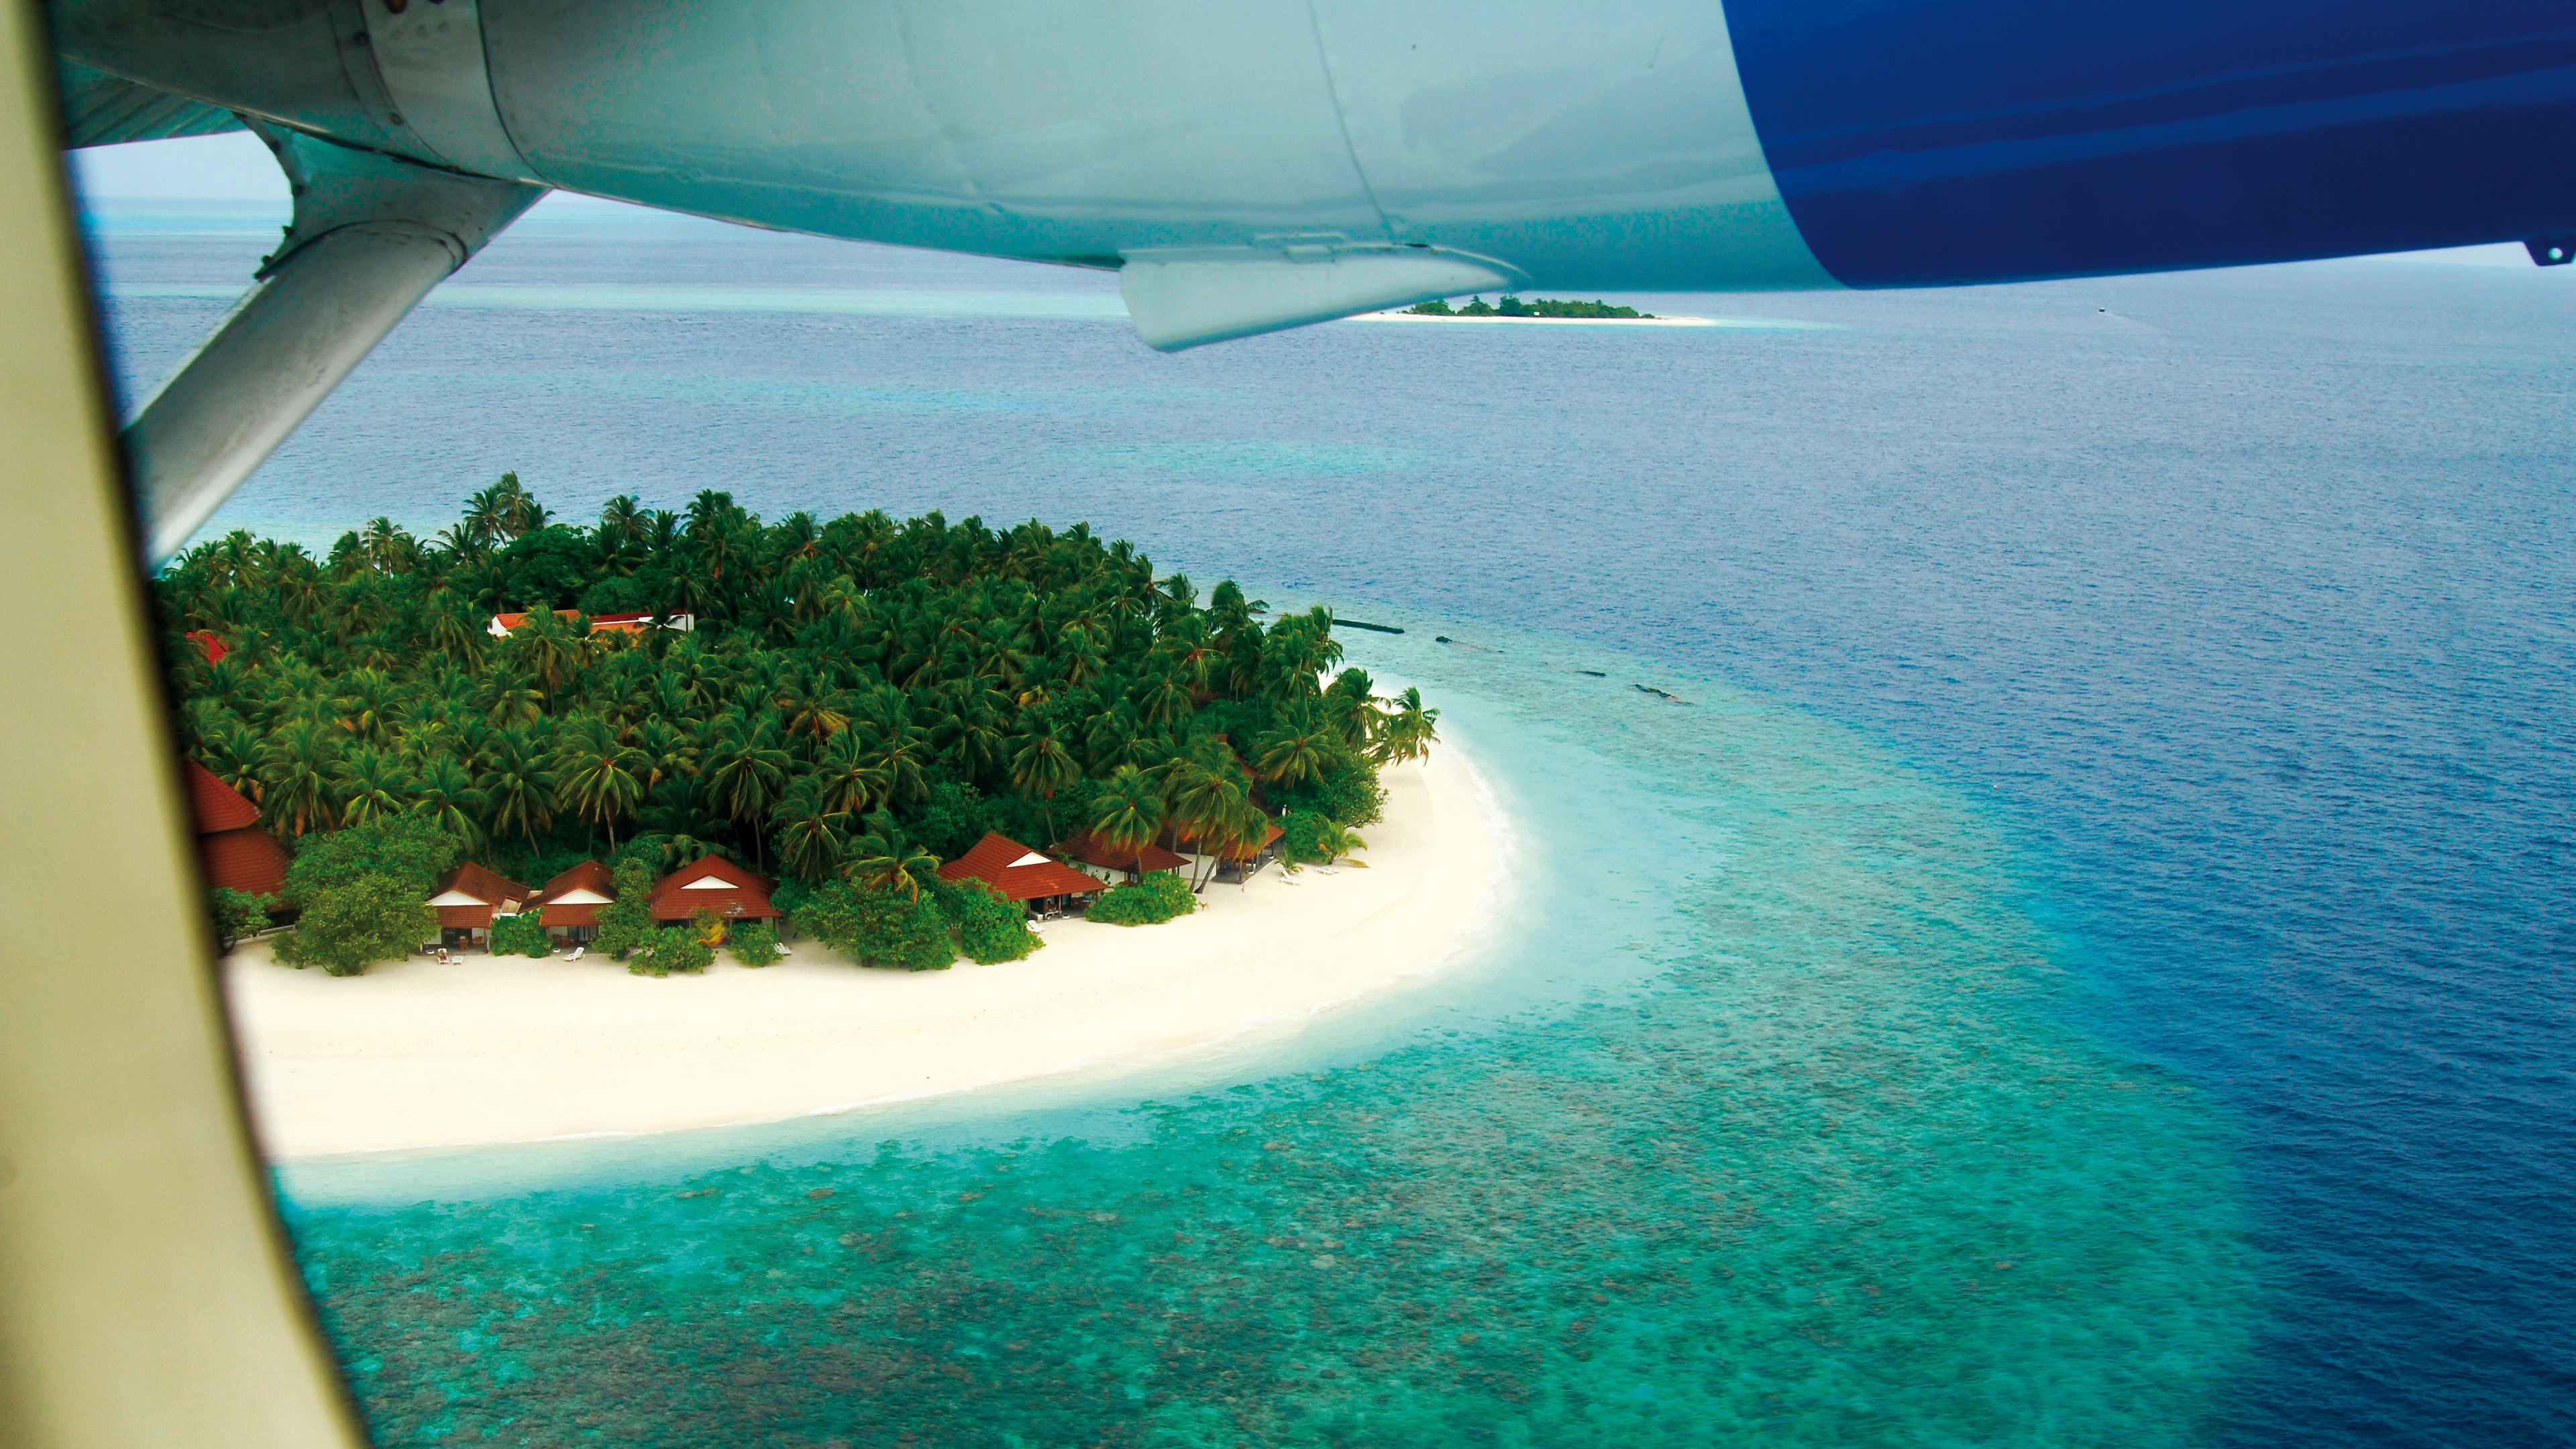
160, 480, 1428, 926
1406, 294, 1652, 319
792, 880, 957, 971
208, 887, 275, 950
272, 873, 434, 975
593, 859, 657, 959
1086, 871, 1198, 927
930, 877, 1041, 964
727, 920, 784, 967
488, 912, 552, 957
641, 926, 714, 976
282, 814, 464, 904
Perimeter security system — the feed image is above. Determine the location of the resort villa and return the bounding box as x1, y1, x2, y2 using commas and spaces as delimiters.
1053, 829, 1189, 885
938, 833, 1110, 916
486, 608, 696, 639
428, 862, 531, 951
526, 860, 617, 943
425, 853, 781, 953
644, 855, 782, 930
184, 759, 288, 898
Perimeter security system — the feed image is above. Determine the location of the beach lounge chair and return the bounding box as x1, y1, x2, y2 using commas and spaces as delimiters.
564, 946, 585, 962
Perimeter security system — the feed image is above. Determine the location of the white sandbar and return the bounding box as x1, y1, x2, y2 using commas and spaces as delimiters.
221, 748, 1504, 1159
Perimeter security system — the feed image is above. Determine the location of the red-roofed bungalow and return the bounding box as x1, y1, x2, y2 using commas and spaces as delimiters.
182, 758, 287, 900
529, 860, 618, 943
429, 862, 531, 950
185, 630, 229, 665
938, 833, 1110, 914
488, 609, 696, 639
1053, 829, 1189, 884
648, 855, 782, 927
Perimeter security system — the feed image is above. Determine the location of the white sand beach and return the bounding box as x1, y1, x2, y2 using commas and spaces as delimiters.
221, 747, 1505, 1159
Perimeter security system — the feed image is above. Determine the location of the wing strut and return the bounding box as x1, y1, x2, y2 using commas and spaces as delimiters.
127, 123, 543, 564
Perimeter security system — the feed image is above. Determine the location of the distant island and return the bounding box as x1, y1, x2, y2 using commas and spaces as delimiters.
1407, 294, 1654, 319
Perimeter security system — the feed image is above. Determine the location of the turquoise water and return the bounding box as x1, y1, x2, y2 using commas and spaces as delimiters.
280, 617, 2263, 1446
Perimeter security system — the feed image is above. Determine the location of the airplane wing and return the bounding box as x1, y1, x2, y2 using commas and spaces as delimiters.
56, 58, 241, 148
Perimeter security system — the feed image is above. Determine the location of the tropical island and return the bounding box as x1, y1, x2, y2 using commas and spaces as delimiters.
165, 479, 1501, 1154
1405, 294, 1654, 319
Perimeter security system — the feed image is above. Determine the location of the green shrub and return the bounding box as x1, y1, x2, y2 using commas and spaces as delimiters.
651, 926, 714, 975
1281, 809, 1332, 866
932, 877, 1040, 964
284, 814, 466, 905
1267, 745, 1384, 828
1087, 871, 1197, 926
270, 871, 434, 975
488, 911, 553, 957
593, 858, 657, 960
729, 920, 784, 967
792, 880, 956, 971
209, 887, 275, 951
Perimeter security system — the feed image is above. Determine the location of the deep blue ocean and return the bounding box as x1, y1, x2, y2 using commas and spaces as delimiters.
89, 198, 2575, 1448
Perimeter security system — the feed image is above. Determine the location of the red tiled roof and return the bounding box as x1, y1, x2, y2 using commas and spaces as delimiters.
199, 826, 288, 898
1054, 829, 1189, 875
1177, 820, 1285, 861
492, 609, 692, 639
937, 833, 1110, 903
531, 859, 618, 928
182, 757, 261, 833
430, 862, 531, 929
648, 854, 781, 923
186, 630, 229, 665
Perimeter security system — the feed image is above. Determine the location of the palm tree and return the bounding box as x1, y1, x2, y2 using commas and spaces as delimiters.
1378, 687, 1442, 763
412, 755, 488, 851
331, 668, 402, 745
770, 777, 850, 885
258, 719, 342, 838
1309, 820, 1365, 865
479, 731, 558, 845
508, 605, 586, 701
333, 745, 415, 828
481, 668, 546, 727
1009, 725, 1083, 842
632, 716, 700, 794
357, 517, 417, 574
596, 494, 649, 560
845, 810, 940, 900
555, 718, 647, 849
857, 709, 934, 812
701, 713, 792, 865
1090, 765, 1164, 880
1167, 761, 1246, 892
1254, 707, 1334, 790
811, 729, 890, 818
1322, 667, 1380, 753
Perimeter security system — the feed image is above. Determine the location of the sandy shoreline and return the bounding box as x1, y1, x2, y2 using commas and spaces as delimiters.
221, 747, 1503, 1159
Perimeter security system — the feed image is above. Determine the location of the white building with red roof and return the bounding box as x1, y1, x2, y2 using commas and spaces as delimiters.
647, 855, 782, 928
529, 860, 618, 943
182, 757, 287, 899
938, 833, 1110, 911
429, 863, 531, 950
1053, 828, 1189, 884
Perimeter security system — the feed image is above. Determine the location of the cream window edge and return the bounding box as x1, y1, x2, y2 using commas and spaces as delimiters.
0, 5, 366, 1446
